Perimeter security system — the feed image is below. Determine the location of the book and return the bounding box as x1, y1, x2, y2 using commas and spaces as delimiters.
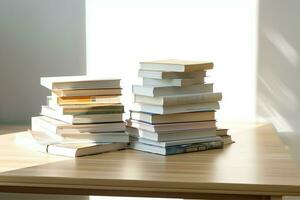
221, 135, 234, 145
41, 76, 120, 90
134, 92, 222, 106
58, 132, 129, 143
126, 119, 216, 132
132, 84, 213, 97
53, 88, 122, 97
53, 95, 121, 105
126, 126, 216, 141
131, 136, 221, 147
129, 140, 223, 155
48, 103, 124, 115
142, 77, 204, 87
15, 130, 127, 157
216, 128, 228, 136
30, 125, 129, 143
131, 102, 220, 114
41, 106, 123, 124
130, 111, 215, 124
32, 116, 125, 134
140, 59, 213, 72
138, 69, 206, 79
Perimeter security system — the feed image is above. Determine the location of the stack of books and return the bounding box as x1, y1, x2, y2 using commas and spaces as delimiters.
27, 76, 129, 157
127, 59, 228, 155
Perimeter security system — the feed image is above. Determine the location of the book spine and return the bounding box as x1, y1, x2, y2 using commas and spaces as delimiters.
165, 141, 223, 155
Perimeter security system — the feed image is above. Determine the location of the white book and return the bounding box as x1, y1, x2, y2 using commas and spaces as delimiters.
15, 131, 127, 157
131, 102, 220, 115
126, 119, 216, 132
140, 59, 213, 72
143, 77, 204, 87
63, 132, 129, 143
126, 126, 216, 142
132, 136, 221, 147
41, 106, 123, 124
32, 124, 129, 143
134, 92, 222, 106
130, 110, 215, 124
129, 139, 222, 155
132, 84, 213, 97
41, 76, 120, 90
32, 116, 125, 134
138, 69, 206, 79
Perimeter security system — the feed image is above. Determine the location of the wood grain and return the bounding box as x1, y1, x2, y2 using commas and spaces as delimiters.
0, 123, 300, 199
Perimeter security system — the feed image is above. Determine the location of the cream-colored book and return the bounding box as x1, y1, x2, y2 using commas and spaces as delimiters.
143, 77, 204, 87
140, 59, 213, 72
131, 102, 220, 114
41, 76, 120, 90
126, 119, 216, 132
134, 92, 222, 106
32, 116, 125, 134
126, 126, 216, 142
138, 70, 206, 79
15, 130, 128, 157
130, 110, 215, 124
132, 84, 213, 97
41, 106, 123, 124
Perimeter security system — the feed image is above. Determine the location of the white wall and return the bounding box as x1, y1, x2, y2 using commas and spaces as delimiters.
257, 0, 300, 164
0, 0, 86, 124
86, 0, 258, 123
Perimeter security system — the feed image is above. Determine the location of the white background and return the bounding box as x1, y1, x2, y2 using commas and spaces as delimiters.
86, 0, 258, 123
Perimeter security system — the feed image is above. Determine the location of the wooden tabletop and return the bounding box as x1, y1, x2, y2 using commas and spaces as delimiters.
0, 123, 300, 199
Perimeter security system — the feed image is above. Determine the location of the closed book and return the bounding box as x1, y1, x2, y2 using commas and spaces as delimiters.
221, 135, 234, 145
60, 132, 129, 143
41, 106, 123, 124
131, 102, 219, 114
55, 95, 121, 105
48, 102, 124, 115
131, 136, 221, 147
31, 126, 129, 143
140, 59, 213, 72
132, 84, 213, 97
126, 126, 216, 142
126, 119, 216, 132
130, 140, 223, 155
216, 128, 228, 136
134, 92, 222, 106
32, 116, 125, 134
138, 69, 206, 79
143, 77, 204, 87
41, 76, 120, 90
15, 131, 127, 157
53, 88, 122, 97
130, 111, 215, 124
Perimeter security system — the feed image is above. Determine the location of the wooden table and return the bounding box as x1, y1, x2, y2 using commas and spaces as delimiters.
0, 123, 300, 200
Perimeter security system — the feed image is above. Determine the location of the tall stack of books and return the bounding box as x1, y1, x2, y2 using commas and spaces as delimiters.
27, 76, 129, 157
127, 59, 226, 155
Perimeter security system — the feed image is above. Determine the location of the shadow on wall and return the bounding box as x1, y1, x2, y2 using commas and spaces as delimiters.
0, 0, 86, 124
256, 0, 300, 164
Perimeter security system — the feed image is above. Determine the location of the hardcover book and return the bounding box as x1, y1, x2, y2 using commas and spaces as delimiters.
140, 59, 213, 72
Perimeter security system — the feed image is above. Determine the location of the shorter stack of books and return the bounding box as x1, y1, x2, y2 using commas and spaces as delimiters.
28, 76, 129, 157
127, 59, 226, 155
